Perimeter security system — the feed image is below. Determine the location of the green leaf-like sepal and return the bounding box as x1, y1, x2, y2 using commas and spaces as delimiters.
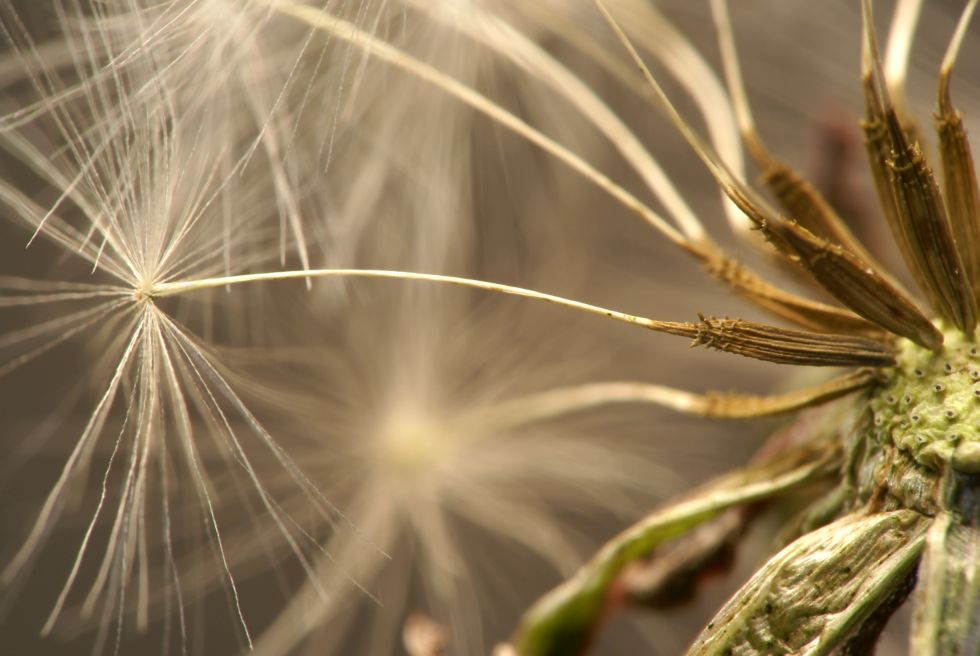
687, 510, 928, 655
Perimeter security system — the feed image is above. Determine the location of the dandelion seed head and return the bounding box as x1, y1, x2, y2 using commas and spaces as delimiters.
0, 3, 347, 646
372, 412, 455, 482
184, 290, 689, 655
6, 0, 980, 653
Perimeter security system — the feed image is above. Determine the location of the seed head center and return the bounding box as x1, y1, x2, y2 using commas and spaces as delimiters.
375, 416, 455, 480
870, 327, 980, 473
133, 280, 158, 304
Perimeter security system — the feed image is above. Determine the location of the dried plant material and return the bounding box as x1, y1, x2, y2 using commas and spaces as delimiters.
882, 0, 925, 138
936, 0, 980, 306
862, 0, 976, 334
471, 369, 877, 425
696, 250, 879, 335
883, 111, 975, 332
660, 316, 895, 367
711, 0, 880, 270
862, 102, 905, 268
759, 164, 876, 265
691, 369, 879, 418
593, 0, 939, 349
760, 218, 943, 350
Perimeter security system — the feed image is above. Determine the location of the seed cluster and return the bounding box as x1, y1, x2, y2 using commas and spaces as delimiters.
870, 327, 980, 473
